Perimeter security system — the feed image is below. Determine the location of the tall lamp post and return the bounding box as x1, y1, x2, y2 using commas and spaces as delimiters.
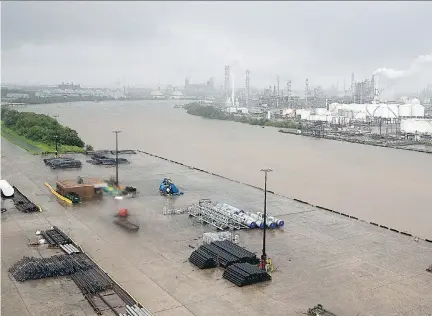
260, 167, 273, 270
54, 135, 59, 157
53, 114, 59, 157
113, 130, 121, 186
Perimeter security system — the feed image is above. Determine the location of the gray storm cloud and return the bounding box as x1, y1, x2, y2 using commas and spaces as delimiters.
1, 1, 432, 88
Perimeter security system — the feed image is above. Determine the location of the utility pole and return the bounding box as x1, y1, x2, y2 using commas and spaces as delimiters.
53, 114, 59, 157
113, 130, 121, 186
259, 168, 273, 270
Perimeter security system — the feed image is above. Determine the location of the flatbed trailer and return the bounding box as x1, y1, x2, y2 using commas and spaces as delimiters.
114, 218, 139, 232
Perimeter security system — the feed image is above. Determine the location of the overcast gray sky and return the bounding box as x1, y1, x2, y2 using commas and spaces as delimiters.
2, 1, 432, 89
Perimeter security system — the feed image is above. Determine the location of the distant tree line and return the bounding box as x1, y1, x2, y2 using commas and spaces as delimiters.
5, 95, 118, 104
1, 107, 85, 147
184, 103, 300, 129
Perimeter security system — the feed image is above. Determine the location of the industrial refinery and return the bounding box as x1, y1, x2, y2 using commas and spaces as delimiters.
214, 63, 432, 137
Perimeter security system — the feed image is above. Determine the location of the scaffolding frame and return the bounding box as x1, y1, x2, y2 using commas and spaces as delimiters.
189, 200, 250, 231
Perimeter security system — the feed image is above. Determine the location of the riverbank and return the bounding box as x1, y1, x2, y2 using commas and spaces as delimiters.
1, 123, 84, 154
279, 128, 432, 154
185, 103, 300, 129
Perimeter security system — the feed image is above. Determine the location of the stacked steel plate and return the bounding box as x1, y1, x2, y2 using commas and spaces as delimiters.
212, 240, 260, 265
87, 153, 130, 166
189, 240, 259, 269
188, 247, 217, 269
198, 243, 239, 268
222, 262, 271, 287
9, 253, 94, 282
12, 186, 39, 213
43, 157, 82, 170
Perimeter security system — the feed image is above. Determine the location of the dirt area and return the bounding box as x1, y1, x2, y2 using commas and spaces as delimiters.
1, 139, 432, 316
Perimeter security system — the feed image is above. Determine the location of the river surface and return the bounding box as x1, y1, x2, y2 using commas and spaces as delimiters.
22, 100, 432, 239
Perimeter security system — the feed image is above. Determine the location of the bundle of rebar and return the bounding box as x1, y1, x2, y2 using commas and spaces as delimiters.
9, 253, 94, 282
71, 267, 113, 294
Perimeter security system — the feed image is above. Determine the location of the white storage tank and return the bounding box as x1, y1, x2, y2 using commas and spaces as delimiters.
344, 110, 354, 119
317, 115, 327, 121
411, 105, 425, 117
376, 104, 388, 118
328, 103, 340, 113
401, 119, 432, 134
354, 112, 367, 121
398, 104, 412, 117
315, 108, 327, 115
300, 110, 311, 120
388, 104, 399, 118
366, 104, 379, 117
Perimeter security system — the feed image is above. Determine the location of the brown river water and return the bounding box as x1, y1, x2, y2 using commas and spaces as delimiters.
22, 100, 432, 239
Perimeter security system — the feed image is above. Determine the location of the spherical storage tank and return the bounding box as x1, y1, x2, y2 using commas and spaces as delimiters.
398, 104, 412, 117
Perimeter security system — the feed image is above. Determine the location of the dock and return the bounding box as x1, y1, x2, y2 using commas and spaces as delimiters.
1, 139, 432, 316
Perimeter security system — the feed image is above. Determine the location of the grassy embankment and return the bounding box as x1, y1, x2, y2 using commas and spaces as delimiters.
184, 103, 301, 129
1, 107, 87, 155
1, 123, 84, 154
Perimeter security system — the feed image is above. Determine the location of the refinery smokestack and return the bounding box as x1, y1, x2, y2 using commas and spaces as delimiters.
232, 73, 235, 108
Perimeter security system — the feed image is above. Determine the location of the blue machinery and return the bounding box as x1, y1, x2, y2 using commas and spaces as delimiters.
159, 178, 184, 196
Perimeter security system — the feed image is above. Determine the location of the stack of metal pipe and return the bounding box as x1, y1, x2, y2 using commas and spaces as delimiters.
242, 211, 284, 229
215, 203, 257, 229
215, 203, 285, 229
119, 304, 153, 316
9, 254, 94, 282
60, 243, 80, 254
202, 231, 233, 244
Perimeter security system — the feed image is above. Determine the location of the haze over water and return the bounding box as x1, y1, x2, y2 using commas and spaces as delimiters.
25, 100, 432, 239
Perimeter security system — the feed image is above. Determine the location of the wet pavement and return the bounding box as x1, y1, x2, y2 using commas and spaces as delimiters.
1, 140, 432, 316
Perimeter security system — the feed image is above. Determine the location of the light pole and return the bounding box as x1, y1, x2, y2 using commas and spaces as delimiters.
113, 130, 121, 186
54, 135, 59, 157
53, 114, 59, 157
260, 167, 273, 270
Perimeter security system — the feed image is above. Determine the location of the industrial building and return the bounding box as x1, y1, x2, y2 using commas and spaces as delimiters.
289, 97, 431, 134
183, 77, 217, 97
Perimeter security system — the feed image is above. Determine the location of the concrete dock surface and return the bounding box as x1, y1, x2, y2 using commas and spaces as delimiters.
1, 140, 432, 316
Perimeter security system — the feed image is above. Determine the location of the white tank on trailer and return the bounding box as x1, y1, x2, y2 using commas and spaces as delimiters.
0, 180, 14, 198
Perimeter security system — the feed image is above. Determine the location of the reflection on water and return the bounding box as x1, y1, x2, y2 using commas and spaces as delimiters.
24, 100, 432, 239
